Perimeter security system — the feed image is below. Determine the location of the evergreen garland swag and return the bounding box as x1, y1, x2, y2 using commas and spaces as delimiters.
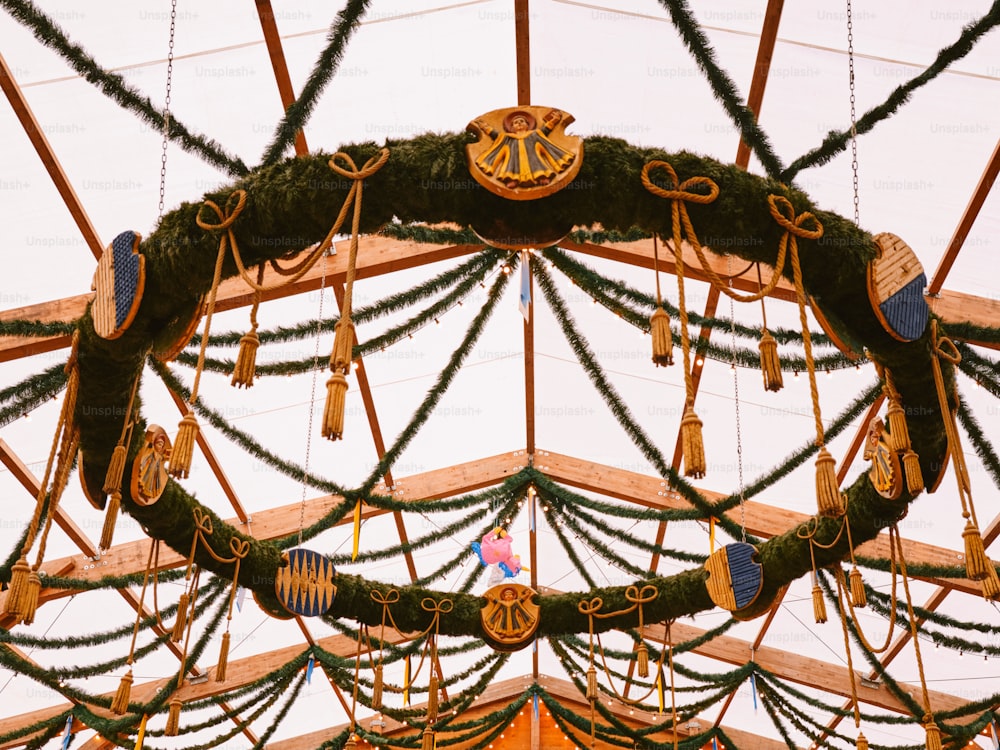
52, 130, 957, 648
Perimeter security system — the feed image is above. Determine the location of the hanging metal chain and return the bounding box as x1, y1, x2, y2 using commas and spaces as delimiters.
846, 0, 860, 225
728, 262, 747, 543
158, 0, 178, 219
300, 250, 328, 546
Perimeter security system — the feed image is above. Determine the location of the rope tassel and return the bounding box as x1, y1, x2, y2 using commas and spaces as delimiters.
981, 567, 1000, 601
103, 445, 128, 495
812, 583, 827, 624
3, 556, 31, 619
427, 674, 439, 721
322, 371, 349, 441
815, 447, 844, 518
169, 410, 199, 479
230, 328, 260, 388
20, 570, 41, 626
758, 328, 783, 392
650, 306, 673, 367
216, 631, 230, 682
372, 664, 383, 709
902, 450, 924, 495
856, 732, 869, 750
171, 592, 189, 642
962, 519, 992, 581
849, 566, 867, 608
165, 698, 182, 737
586, 664, 598, 702
421, 727, 436, 750
680, 403, 706, 479
111, 669, 133, 715
100, 491, 121, 551
923, 715, 942, 750
636, 642, 649, 678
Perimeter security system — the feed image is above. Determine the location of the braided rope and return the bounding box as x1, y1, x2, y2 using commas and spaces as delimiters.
641, 160, 719, 404
768, 195, 826, 445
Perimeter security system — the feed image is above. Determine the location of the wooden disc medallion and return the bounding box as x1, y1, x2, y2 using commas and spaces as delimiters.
93, 230, 146, 340
705, 542, 763, 614
275, 548, 337, 617
867, 232, 928, 342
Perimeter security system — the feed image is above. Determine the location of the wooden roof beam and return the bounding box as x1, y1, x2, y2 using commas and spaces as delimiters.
0, 51, 103, 260
927, 135, 1000, 296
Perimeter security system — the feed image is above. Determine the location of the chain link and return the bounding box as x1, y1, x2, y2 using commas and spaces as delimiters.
846, 0, 860, 225
158, 0, 177, 219
728, 263, 746, 543
300, 250, 330, 546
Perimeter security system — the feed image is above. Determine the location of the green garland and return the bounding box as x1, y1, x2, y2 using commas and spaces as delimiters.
258, 0, 371, 166
0, 363, 68, 428
656, 0, 785, 179
781, 1, 1000, 182
0, 0, 248, 177
8, 130, 949, 707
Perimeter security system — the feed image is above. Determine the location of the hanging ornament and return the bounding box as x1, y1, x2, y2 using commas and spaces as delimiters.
878, 364, 924, 494
649, 236, 673, 367
230, 265, 265, 388
274, 548, 337, 617
867, 232, 929, 342
320, 150, 390, 440
129, 426, 172, 507
862, 417, 903, 501
481, 583, 539, 652
640, 161, 719, 477
92, 230, 146, 340
704, 542, 764, 618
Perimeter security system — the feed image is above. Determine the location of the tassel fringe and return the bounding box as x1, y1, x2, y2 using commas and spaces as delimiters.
886, 401, 910, 453
165, 698, 182, 737
849, 566, 867, 608
111, 669, 133, 715
856, 731, 869, 750
216, 631, 230, 682
815, 447, 844, 518
962, 519, 992, 581
322, 371, 349, 441
758, 329, 783, 392
812, 584, 827, 624
3, 555, 31, 619
923, 715, 942, 750
637, 643, 649, 679
100, 490, 121, 551
172, 592, 189, 642
373, 664, 383, 709
902, 451, 924, 495
230, 329, 260, 388
680, 404, 706, 479
421, 727, 436, 750
427, 675, 439, 721
169, 411, 199, 479
586, 665, 598, 702
103, 445, 128, 494
981, 567, 1000, 601
650, 306, 673, 367
20, 571, 41, 626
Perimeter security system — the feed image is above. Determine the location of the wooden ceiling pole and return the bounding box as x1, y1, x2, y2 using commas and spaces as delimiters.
255, 0, 309, 157
7, 235, 1000, 363
515, 0, 531, 106
927, 135, 1000, 296
0, 51, 103, 261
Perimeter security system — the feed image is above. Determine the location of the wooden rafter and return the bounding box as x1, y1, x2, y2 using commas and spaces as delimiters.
927, 135, 1000, 296
0, 51, 103, 261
